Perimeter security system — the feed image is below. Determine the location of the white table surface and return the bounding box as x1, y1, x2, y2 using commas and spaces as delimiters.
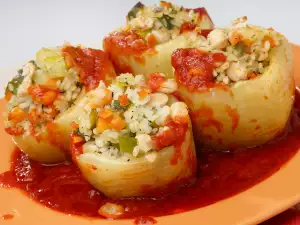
0, 0, 299, 96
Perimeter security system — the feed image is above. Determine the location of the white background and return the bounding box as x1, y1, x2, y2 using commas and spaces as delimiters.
0, 0, 299, 96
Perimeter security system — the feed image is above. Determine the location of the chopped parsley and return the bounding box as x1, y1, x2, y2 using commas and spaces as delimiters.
5, 73, 25, 95
74, 129, 85, 139
111, 100, 126, 111
233, 42, 246, 56
76, 81, 83, 88
29, 60, 40, 70
127, 2, 144, 20
158, 14, 174, 30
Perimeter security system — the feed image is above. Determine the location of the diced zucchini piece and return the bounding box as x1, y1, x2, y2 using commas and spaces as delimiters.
89, 109, 98, 129
111, 100, 126, 111
36, 48, 68, 78
233, 43, 246, 56
32, 70, 50, 85
118, 136, 137, 153
135, 29, 152, 39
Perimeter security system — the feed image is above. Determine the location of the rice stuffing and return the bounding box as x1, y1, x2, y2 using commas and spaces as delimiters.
4, 47, 83, 137
126, 1, 213, 46
187, 17, 281, 84
72, 73, 189, 163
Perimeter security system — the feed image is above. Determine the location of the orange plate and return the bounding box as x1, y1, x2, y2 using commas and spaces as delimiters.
1, 45, 300, 225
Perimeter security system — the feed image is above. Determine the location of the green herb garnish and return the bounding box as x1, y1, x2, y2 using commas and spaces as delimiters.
127, 2, 144, 20
233, 42, 246, 56
151, 121, 159, 128
76, 81, 83, 88
110, 142, 120, 150
158, 14, 174, 30
5, 74, 25, 95
74, 129, 85, 139
29, 60, 40, 70
111, 100, 126, 111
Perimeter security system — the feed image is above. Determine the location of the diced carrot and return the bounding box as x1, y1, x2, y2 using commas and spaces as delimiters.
96, 118, 110, 133
138, 89, 150, 100
229, 30, 242, 46
110, 116, 126, 131
146, 34, 157, 48
71, 121, 79, 130
5, 91, 13, 101
99, 108, 113, 121
243, 39, 252, 47
28, 108, 40, 125
29, 85, 58, 106
160, 1, 172, 8
8, 107, 26, 124
42, 78, 60, 89
263, 35, 276, 48
64, 54, 73, 69
73, 135, 84, 144
42, 91, 58, 105
118, 94, 129, 106
104, 89, 113, 103
247, 72, 257, 79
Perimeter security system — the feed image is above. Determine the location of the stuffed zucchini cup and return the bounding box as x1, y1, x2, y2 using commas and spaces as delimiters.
4, 45, 116, 163
172, 17, 294, 149
103, 1, 214, 77
71, 73, 196, 198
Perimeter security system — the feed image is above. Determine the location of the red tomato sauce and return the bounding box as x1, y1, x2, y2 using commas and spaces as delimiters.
62, 46, 116, 91
1, 108, 300, 219
103, 31, 150, 74
1, 214, 14, 220
172, 48, 227, 92
153, 120, 189, 165
134, 216, 157, 225
180, 22, 197, 34
147, 73, 167, 92
225, 105, 240, 132
191, 103, 223, 133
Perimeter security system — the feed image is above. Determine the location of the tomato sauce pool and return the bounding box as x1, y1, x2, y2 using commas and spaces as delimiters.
1, 97, 300, 221
1, 109, 300, 220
